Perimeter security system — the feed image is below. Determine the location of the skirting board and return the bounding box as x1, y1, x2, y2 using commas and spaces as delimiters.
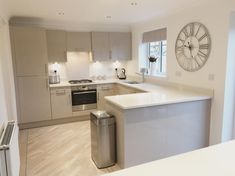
18, 115, 90, 130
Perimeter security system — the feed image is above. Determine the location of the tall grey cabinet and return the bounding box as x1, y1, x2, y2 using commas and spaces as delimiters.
10, 26, 51, 124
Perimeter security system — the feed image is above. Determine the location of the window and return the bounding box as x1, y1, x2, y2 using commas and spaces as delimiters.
141, 28, 167, 76
148, 40, 167, 75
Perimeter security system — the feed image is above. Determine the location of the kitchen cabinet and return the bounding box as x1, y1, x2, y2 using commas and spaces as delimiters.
17, 76, 51, 123
91, 32, 110, 61
46, 30, 67, 62
91, 32, 132, 61
97, 84, 115, 110
110, 32, 132, 60
10, 26, 48, 76
116, 84, 143, 95
67, 32, 91, 52
50, 87, 72, 119
10, 26, 52, 124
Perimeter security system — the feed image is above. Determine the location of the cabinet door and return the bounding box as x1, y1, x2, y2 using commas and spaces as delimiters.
46, 30, 67, 62
50, 88, 72, 119
116, 85, 142, 95
67, 32, 91, 52
17, 76, 51, 123
11, 26, 48, 76
97, 84, 115, 110
110, 32, 132, 60
91, 32, 110, 61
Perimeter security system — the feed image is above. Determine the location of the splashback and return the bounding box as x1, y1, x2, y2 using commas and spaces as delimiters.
49, 52, 127, 81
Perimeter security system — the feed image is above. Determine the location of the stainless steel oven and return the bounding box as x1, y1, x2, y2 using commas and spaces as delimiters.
71, 85, 97, 111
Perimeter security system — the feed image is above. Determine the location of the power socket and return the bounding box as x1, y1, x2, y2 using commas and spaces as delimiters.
175, 71, 182, 77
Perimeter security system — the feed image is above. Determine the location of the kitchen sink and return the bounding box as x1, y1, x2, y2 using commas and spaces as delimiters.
125, 81, 141, 84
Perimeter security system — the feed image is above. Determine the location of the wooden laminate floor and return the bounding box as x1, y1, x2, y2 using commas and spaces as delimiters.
19, 121, 120, 176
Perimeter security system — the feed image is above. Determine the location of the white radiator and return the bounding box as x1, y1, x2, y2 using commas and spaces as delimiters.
0, 121, 20, 176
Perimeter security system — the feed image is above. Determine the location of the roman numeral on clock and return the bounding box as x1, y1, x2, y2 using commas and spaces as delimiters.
198, 50, 207, 58
176, 46, 184, 52
182, 28, 189, 38
199, 44, 209, 49
198, 33, 207, 42
195, 24, 201, 37
189, 23, 194, 36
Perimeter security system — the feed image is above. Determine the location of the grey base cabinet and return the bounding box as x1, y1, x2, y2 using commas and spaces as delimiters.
97, 84, 115, 110
50, 87, 72, 119
17, 76, 51, 123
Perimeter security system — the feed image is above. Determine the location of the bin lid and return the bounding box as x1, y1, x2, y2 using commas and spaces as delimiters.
91, 111, 113, 119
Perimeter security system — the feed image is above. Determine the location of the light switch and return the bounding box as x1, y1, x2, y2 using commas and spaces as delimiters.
208, 74, 214, 81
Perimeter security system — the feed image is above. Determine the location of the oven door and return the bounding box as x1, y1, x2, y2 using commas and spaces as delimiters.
72, 89, 97, 111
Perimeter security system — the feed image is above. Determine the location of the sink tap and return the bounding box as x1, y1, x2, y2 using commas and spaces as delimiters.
136, 68, 148, 83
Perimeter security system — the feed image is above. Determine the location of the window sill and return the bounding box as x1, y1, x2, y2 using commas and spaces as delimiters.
146, 73, 167, 78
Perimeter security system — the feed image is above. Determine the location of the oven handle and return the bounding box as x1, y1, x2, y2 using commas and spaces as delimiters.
72, 91, 97, 95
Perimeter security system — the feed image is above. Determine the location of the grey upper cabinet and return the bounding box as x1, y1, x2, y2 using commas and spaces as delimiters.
110, 32, 132, 60
67, 32, 91, 52
91, 32, 110, 61
10, 26, 48, 76
91, 32, 132, 61
46, 30, 67, 62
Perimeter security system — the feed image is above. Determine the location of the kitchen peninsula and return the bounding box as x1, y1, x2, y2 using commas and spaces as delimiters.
104, 81, 212, 169
49, 78, 212, 169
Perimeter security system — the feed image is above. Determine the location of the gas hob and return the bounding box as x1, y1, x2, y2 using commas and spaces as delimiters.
68, 79, 92, 84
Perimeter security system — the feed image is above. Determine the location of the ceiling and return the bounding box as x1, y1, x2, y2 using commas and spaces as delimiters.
6, 0, 212, 27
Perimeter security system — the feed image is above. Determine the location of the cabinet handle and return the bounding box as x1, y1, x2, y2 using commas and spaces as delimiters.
45, 63, 48, 75
68, 94, 71, 105
75, 47, 84, 51
92, 50, 95, 61
109, 50, 112, 59
56, 91, 66, 95
64, 51, 67, 60
46, 78, 49, 91
102, 87, 110, 91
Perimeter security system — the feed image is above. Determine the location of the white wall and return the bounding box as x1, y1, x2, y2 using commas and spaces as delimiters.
0, 22, 9, 130
0, 0, 17, 131
129, 1, 235, 145
223, 12, 235, 141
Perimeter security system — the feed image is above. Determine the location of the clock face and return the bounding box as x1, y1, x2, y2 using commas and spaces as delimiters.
175, 22, 211, 72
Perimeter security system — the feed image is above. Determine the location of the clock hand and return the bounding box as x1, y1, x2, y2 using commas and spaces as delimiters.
190, 49, 193, 58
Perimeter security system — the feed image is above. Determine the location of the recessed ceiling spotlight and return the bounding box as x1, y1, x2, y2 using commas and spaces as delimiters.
131, 2, 138, 6
58, 12, 65, 16
106, 16, 112, 19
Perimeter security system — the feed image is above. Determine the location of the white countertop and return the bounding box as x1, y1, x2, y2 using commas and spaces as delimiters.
50, 79, 212, 109
105, 92, 211, 109
102, 140, 235, 176
105, 81, 212, 109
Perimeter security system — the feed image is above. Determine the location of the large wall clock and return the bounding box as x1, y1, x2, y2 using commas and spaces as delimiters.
175, 22, 211, 72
